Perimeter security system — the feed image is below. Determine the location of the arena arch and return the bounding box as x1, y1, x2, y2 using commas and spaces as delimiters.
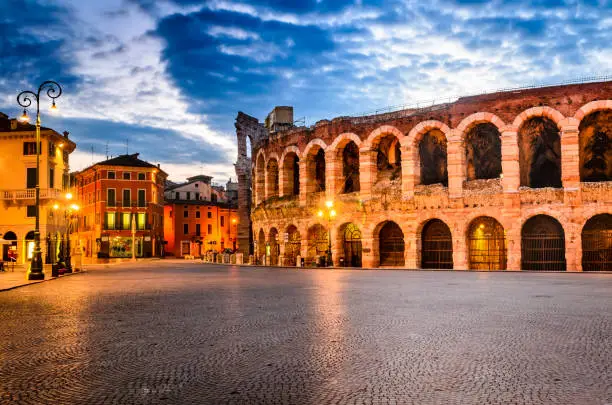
306, 224, 329, 263
578, 109, 612, 182
255, 151, 266, 204
284, 225, 301, 266
465, 123, 502, 181
280, 147, 300, 197
303, 139, 327, 194
517, 116, 562, 188
521, 215, 566, 271
265, 157, 279, 199
581, 213, 612, 271
330, 133, 362, 193
467, 217, 507, 270
257, 228, 266, 263
420, 219, 453, 269
268, 227, 279, 266
405, 121, 451, 186
338, 222, 362, 267
366, 126, 404, 184
377, 221, 405, 267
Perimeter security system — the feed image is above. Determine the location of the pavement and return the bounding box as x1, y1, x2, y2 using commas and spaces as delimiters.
0, 261, 610, 404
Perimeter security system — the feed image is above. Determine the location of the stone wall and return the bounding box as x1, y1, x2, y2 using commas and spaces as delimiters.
242, 82, 612, 270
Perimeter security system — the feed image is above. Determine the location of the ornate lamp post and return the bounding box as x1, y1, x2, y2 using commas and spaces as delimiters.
317, 200, 336, 267
17, 81, 62, 280
52, 193, 79, 275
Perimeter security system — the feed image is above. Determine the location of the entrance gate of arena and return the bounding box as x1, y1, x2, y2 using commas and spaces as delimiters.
342, 223, 362, 267
284, 226, 301, 266
379, 221, 404, 266
521, 215, 566, 271
421, 219, 453, 269
582, 214, 612, 271
468, 217, 507, 270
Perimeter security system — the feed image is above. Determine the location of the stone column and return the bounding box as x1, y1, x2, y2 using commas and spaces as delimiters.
501, 126, 520, 193
404, 232, 418, 269
453, 229, 468, 270
504, 217, 522, 271
447, 130, 464, 199
325, 149, 339, 199
359, 148, 376, 200
560, 118, 581, 190
401, 144, 418, 199
361, 236, 375, 268
299, 160, 308, 206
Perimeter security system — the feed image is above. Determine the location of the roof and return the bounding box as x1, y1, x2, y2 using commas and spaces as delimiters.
166, 174, 214, 191
76, 153, 168, 177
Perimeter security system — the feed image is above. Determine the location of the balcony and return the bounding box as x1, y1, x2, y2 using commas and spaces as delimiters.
0, 188, 61, 201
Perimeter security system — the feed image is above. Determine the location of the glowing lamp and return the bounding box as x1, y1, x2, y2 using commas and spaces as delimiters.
19, 109, 29, 123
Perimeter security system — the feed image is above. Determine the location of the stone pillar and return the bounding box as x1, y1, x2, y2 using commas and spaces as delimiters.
278, 163, 286, 198
404, 232, 418, 269
503, 195, 522, 271
401, 144, 417, 199
560, 118, 581, 190
565, 216, 582, 272
361, 236, 375, 268
447, 130, 464, 199
453, 231, 468, 270
299, 160, 308, 206
501, 126, 520, 193
359, 148, 376, 200
326, 149, 339, 199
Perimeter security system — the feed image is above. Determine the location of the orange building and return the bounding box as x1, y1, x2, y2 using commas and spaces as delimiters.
73, 153, 167, 260
163, 176, 238, 257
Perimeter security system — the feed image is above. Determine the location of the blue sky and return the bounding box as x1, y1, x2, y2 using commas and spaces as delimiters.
1, 0, 610, 182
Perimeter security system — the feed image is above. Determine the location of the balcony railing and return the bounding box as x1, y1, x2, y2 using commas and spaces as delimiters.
0, 188, 62, 201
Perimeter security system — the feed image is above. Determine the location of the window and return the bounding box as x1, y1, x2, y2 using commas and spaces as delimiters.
105, 212, 116, 230
195, 224, 201, 236
195, 211, 200, 219
83, 215, 87, 229
186, 192, 191, 200
123, 172, 131, 180
107, 171, 116, 179
49, 141, 56, 156
49, 167, 55, 189
107, 189, 116, 207
169, 210, 173, 218
183, 223, 189, 234
138, 173, 145, 181
138, 189, 146, 207
195, 183, 199, 188
26, 168, 36, 188
123, 189, 131, 207
23, 142, 39, 155
122, 213, 132, 230
183, 210, 188, 218
175, 192, 180, 200
211, 194, 217, 202
207, 211, 212, 219
26, 205, 36, 217
207, 224, 212, 234
137, 213, 146, 230
221, 216, 225, 227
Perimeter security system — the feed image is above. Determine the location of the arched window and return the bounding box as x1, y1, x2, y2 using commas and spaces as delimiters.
582, 214, 612, 271
376, 135, 401, 183
340, 223, 362, 267
419, 129, 448, 186
378, 221, 404, 266
521, 215, 566, 271
421, 219, 453, 269
465, 123, 502, 180
307, 224, 328, 260
467, 217, 506, 270
282, 152, 300, 197
284, 225, 301, 266
579, 110, 612, 182
518, 117, 562, 188
342, 141, 360, 193
266, 158, 279, 199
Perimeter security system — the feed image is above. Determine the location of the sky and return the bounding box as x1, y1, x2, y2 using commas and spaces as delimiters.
1, 0, 610, 183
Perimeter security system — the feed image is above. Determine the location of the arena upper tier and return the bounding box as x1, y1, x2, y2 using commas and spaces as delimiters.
234, 80, 612, 271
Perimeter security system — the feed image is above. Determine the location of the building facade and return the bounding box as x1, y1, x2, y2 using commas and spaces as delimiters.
0, 113, 76, 265
73, 153, 167, 260
238, 81, 612, 271
164, 176, 238, 257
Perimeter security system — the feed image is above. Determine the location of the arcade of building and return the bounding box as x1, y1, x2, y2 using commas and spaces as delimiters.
243, 82, 612, 271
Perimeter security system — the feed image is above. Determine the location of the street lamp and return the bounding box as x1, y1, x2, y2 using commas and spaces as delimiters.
17, 81, 63, 280
317, 200, 336, 267
52, 193, 79, 275
231, 218, 237, 252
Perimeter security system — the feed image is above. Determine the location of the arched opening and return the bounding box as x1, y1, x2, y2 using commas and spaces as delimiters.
378, 221, 404, 266
269, 227, 279, 266
284, 225, 301, 266
266, 158, 279, 199
282, 152, 300, 197
421, 219, 453, 269
465, 123, 502, 181
376, 134, 401, 183
307, 224, 328, 263
579, 110, 612, 182
25, 230, 35, 260
339, 223, 362, 267
518, 117, 562, 188
419, 129, 448, 186
468, 217, 507, 270
582, 214, 612, 271
2, 231, 17, 262
257, 228, 265, 263
521, 215, 566, 271
255, 155, 265, 204
342, 141, 360, 193
306, 146, 326, 194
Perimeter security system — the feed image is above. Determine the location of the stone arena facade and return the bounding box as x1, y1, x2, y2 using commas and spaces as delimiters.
235, 80, 612, 271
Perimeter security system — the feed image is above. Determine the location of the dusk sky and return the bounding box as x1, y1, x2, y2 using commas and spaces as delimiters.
1, 0, 610, 183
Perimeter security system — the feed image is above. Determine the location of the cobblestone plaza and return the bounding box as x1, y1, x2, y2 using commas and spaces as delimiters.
0, 262, 610, 404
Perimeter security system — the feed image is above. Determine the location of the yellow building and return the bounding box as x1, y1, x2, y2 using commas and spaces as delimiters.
0, 112, 76, 266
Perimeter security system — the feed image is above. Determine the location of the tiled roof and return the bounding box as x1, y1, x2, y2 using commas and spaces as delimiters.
96, 153, 158, 169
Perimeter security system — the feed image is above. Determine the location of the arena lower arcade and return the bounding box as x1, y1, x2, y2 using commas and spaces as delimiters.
235, 80, 612, 271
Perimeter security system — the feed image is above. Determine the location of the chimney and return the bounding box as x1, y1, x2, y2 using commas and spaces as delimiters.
63, 131, 70, 138
10, 119, 17, 130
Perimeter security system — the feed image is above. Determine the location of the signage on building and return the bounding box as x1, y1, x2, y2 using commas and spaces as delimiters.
144, 236, 151, 241
101, 236, 109, 242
